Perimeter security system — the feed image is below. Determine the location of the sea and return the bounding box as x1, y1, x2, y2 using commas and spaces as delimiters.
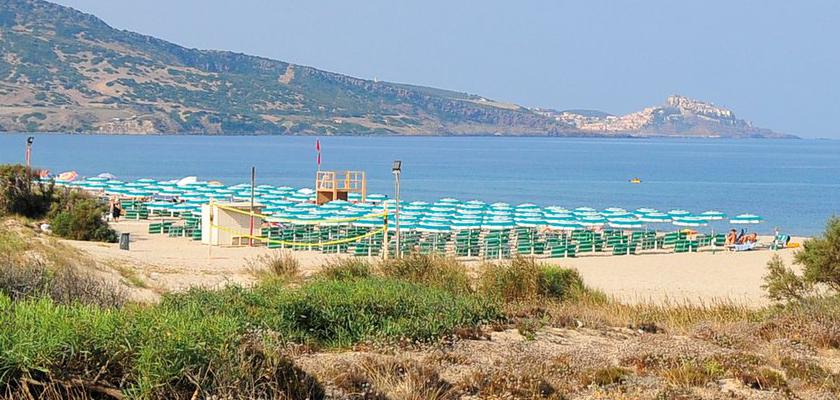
1, 134, 838, 236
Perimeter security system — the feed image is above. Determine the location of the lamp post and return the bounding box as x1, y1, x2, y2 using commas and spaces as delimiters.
392, 160, 402, 258
25, 136, 34, 169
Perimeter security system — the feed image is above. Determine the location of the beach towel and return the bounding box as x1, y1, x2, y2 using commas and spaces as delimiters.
733, 242, 755, 252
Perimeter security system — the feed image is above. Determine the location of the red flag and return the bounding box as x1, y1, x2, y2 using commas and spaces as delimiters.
315, 139, 321, 169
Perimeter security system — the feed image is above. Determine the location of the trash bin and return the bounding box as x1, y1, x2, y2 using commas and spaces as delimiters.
119, 232, 130, 251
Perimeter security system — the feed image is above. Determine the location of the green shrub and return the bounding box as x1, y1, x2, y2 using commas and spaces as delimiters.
0, 164, 54, 218
479, 257, 540, 302
762, 254, 811, 302
796, 216, 840, 292
538, 265, 585, 300
0, 259, 126, 308
479, 257, 585, 302
318, 257, 372, 280
378, 254, 472, 295
269, 277, 500, 347
49, 189, 117, 242
248, 251, 300, 280
0, 277, 499, 397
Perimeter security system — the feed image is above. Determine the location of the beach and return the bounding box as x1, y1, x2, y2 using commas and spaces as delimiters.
65, 220, 801, 307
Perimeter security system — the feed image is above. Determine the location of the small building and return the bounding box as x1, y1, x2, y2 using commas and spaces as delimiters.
201, 202, 264, 246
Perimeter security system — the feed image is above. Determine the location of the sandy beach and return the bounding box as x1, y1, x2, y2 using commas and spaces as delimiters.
63, 220, 802, 307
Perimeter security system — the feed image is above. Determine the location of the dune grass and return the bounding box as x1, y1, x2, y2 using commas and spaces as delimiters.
0, 276, 501, 398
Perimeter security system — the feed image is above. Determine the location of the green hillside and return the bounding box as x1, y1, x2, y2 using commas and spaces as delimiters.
0, 0, 568, 135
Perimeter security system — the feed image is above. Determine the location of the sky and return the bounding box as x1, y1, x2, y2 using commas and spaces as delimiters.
53, 0, 840, 138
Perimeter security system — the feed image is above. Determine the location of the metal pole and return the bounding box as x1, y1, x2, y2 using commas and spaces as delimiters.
25, 143, 31, 169
394, 171, 401, 258
249, 166, 256, 247
382, 205, 389, 260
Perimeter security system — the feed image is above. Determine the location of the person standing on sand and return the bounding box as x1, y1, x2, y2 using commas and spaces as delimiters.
111, 197, 122, 222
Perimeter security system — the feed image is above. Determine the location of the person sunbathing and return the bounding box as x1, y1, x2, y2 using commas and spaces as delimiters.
741, 232, 758, 244
725, 229, 738, 246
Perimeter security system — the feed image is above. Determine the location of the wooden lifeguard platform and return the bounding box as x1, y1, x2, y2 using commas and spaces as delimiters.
315, 170, 366, 205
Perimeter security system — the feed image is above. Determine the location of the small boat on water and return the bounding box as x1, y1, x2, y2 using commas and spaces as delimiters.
629, 178, 642, 184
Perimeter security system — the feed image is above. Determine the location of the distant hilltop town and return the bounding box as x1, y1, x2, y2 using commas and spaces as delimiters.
533, 95, 790, 138
0, 0, 793, 138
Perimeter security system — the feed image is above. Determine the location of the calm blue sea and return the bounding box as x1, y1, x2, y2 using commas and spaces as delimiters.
1, 134, 838, 236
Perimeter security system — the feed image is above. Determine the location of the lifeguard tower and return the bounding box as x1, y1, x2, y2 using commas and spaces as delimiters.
315, 170, 366, 205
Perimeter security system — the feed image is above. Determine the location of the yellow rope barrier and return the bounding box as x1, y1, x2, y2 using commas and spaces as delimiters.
213, 203, 386, 225
210, 222, 386, 247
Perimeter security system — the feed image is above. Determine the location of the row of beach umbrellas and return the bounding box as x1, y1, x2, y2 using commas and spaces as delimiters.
44, 174, 765, 233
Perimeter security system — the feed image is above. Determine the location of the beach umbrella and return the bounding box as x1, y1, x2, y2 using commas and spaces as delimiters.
608, 218, 644, 229
438, 197, 460, 204
634, 208, 659, 216
482, 219, 515, 230
605, 212, 636, 220
577, 215, 606, 227
57, 171, 79, 181
544, 213, 576, 222
548, 221, 584, 231
730, 214, 763, 224
515, 218, 546, 227
516, 203, 539, 209
668, 209, 691, 217
638, 212, 672, 223
366, 193, 388, 202
672, 216, 709, 227
136, 178, 157, 184
96, 172, 117, 180
451, 219, 482, 230
353, 218, 384, 228
416, 222, 450, 233
146, 202, 174, 211
176, 176, 198, 187
699, 210, 727, 221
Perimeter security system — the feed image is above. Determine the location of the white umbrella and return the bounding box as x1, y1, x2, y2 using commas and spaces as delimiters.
638, 212, 671, 223
672, 216, 709, 227
730, 214, 763, 224
699, 210, 727, 221
176, 176, 198, 187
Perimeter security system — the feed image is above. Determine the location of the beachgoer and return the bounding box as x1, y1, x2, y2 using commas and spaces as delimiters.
112, 200, 122, 222
743, 232, 758, 244
725, 229, 737, 246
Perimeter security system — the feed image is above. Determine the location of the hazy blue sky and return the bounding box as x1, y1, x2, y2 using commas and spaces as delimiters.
54, 0, 840, 138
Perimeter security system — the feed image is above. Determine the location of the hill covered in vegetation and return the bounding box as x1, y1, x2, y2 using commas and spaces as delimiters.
0, 0, 790, 137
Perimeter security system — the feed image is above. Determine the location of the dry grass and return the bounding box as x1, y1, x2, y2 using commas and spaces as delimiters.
330, 356, 456, 400
247, 251, 300, 281
378, 254, 472, 295
317, 257, 372, 280
660, 362, 722, 387
579, 366, 629, 388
